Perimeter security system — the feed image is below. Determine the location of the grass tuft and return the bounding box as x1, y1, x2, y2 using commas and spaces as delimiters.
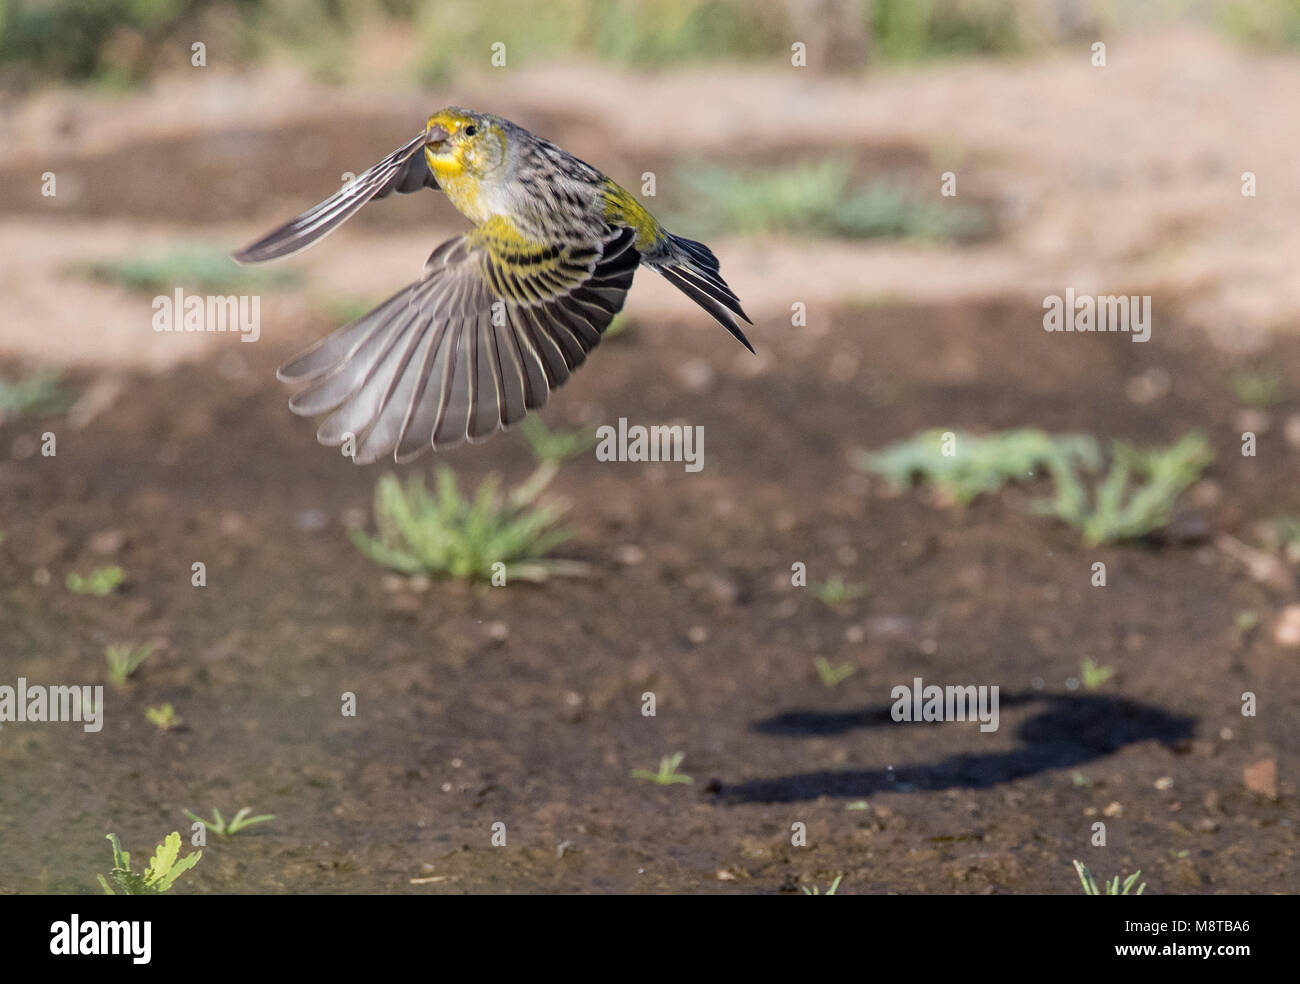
677, 157, 988, 242
801, 874, 844, 895
1033, 432, 1213, 546
0, 370, 73, 423
105, 642, 155, 688
1073, 859, 1146, 895
858, 428, 1101, 505
351, 469, 581, 583
183, 807, 276, 839
77, 244, 299, 293
630, 751, 693, 786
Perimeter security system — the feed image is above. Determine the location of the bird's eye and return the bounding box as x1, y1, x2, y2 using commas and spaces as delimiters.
464, 125, 478, 137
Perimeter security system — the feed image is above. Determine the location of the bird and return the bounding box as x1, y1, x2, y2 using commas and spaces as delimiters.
234, 107, 753, 464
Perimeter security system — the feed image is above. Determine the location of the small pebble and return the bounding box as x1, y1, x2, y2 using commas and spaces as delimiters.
615, 544, 645, 566
1274, 605, 1300, 647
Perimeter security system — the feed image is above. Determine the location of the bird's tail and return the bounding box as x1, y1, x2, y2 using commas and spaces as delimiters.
654, 233, 754, 353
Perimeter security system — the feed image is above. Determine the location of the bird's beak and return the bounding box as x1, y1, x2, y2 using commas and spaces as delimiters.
425, 124, 450, 149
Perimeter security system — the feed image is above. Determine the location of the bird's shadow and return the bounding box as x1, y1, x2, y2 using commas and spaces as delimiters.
724, 691, 1194, 804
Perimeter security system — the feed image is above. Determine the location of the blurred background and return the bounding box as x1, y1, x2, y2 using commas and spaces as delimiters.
0, 0, 1297, 894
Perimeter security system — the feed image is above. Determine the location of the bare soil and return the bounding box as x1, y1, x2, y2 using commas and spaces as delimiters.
1, 290, 1295, 893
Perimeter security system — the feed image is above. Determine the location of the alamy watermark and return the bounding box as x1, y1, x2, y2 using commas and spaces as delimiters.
890, 677, 999, 733
152, 289, 260, 342
595, 418, 704, 472
1043, 289, 1150, 343
50, 915, 150, 964
0, 677, 103, 732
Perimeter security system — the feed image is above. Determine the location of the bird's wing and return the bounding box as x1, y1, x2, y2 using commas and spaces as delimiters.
277, 224, 640, 463
233, 131, 436, 264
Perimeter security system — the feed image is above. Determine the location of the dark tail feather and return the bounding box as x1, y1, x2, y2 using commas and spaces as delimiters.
659, 234, 754, 353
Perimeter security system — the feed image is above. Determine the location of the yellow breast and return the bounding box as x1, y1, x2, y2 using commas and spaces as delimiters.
426, 148, 491, 224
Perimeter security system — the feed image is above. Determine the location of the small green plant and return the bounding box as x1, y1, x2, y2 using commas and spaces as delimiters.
630, 751, 693, 786
1071, 772, 1092, 787
77, 244, 298, 293
351, 469, 583, 583
97, 832, 201, 895
0, 370, 73, 423
1235, 610, 1261, 634
1073, 859, 1146, 895
858, 428, 1101, 505
1034, 432, 1213, 546
801, 874, 844, 895
66, 565, 125, 595
517, 417, 599, 464
813, 657, 857, 688
183, 806, 276, 838
1231, 368, 1284, 407
1079, 658, 1115, 690
513, 417, 599, 501
145, 704, 180, 730
105, 642, 155, 687
678, 158, 987, 242
811, 575, 868, 606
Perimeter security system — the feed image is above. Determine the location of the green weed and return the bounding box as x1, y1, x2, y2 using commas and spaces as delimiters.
811, 574, 868, 606
1033, 432, 1213, 546
1078, 658, 1115, 690
66, 566, 124, 596
145, 704, 180, 731
858, 428, 1101, 505
1231, 368, 1284, 407
97, 832, 200, 895
105, 642, 155, 687
183, 806, 276, 838
78, 244, 299, 293
517, 417, 599, 464
351, 469, 582, 583
801, 874, 844, 895
630, 752, 693, 786
1073, 859, 1146, 895
814, 657, 857, 688
678, 158, 987, 241
0, 370, 73, 423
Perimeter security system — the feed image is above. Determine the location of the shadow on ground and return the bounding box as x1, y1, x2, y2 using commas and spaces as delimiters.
729, 693, 1195, 803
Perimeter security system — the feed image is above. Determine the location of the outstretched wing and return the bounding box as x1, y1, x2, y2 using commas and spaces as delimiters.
233, 131, 436, 264
278, 225, 640, 463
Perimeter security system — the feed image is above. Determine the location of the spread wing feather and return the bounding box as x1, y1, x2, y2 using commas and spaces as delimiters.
278, 226, 639, 463
233, 131, 437, 264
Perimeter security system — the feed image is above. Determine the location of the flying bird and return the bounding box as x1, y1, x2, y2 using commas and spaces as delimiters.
234, 108, 753, 464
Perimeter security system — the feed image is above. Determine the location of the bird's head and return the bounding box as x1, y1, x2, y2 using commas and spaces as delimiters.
424, 108, 505, 181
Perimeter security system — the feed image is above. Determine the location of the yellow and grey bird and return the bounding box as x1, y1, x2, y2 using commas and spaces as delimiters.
234, 107, 753, 464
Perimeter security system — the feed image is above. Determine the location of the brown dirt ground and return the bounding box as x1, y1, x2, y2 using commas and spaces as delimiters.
1, 291, 1296, 893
